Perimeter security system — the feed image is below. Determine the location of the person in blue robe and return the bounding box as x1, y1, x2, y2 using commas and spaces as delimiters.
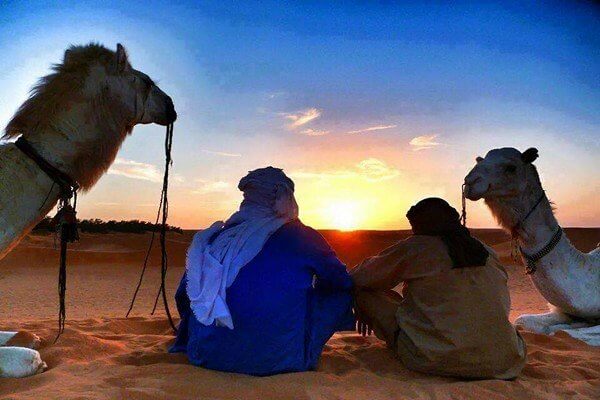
170, 167, 354, 376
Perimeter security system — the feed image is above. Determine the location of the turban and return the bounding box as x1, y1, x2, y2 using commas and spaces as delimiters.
407, 198, 488, 268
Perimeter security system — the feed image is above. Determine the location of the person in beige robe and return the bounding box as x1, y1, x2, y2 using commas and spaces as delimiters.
351, 198, 526, 380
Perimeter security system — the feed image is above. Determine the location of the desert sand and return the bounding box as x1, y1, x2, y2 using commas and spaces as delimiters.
1, 229, 599, 399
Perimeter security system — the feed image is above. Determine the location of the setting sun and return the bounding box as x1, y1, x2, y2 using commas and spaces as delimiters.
326, 202, 360, 231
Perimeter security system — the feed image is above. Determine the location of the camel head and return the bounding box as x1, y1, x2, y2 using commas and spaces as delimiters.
100, 43, 177, 127
4, 43, 177, 189
463, 147, 540, 201
67, 43, 177, 127
5, 43, 176, 139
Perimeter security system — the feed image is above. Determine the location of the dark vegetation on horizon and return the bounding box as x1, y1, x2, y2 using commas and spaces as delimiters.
33, 218, 183, 234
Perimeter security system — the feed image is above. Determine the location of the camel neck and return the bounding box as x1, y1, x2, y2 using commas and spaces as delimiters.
513, 187, 560, 253
14, 137, 79, 193
21, 106, 131, 190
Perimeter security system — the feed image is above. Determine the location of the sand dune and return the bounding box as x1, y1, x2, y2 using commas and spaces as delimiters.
1, 318, 599, 400
1, 229, 599, 399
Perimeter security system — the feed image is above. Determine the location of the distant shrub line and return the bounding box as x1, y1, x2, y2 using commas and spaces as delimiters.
33, 217, 183, 234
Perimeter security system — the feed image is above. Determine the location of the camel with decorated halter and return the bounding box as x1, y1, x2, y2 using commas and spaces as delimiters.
464, 147, 599, 346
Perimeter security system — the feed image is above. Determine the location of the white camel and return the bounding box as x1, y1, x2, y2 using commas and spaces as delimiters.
464, 147, 599, 346
0, 43, 177, 377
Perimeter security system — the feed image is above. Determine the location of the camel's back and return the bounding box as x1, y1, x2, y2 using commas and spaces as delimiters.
0, 143, 59, 260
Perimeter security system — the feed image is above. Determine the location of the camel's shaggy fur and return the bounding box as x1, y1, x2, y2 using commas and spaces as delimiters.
4, 44, 148, 190
5, 44, 121, 138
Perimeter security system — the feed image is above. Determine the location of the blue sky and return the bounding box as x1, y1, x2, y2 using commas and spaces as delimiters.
1, 1, 598, 229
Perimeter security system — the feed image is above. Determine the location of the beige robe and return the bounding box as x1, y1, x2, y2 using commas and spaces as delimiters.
352, 235, 527, 379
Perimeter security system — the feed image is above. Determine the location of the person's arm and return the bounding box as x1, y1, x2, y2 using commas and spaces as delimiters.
350, 238, 415, 290
351, 235, 448, 290
312, 247, 353, 292
302, 227, 353, 292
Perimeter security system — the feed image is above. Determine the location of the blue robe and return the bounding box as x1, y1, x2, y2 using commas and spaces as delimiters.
170, 220, 354, 375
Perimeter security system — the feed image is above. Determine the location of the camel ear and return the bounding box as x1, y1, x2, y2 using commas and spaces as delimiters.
521, 147, 539, 164
64, 48, 74, 64
114, 43, 130, 73
476, 156, 483, 163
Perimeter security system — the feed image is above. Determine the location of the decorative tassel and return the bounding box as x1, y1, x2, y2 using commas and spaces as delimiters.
52, 200, 79, 341
54, 204, 79, 243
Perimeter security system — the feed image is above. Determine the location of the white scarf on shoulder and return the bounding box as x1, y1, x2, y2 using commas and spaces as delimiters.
185, 167, 299, 329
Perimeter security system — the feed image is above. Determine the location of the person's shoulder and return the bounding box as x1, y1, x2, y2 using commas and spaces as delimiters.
402, 234, 445, 248
397, 235, 452, 265
278, 219, 315, 235
277, 219, 332, 251
290, 219, 328, 240
276, 218, 308, 236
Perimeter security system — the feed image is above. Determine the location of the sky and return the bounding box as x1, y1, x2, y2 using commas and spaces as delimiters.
0, 1, 598, 230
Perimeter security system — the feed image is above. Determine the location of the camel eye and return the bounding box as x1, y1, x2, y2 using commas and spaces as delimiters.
505, 165, 517, 173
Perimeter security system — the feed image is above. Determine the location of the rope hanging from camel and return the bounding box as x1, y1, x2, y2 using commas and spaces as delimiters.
14, 137, 80, 342
461, 183, 467, 227
54, 193, 79, 342
126, 123, 177, 333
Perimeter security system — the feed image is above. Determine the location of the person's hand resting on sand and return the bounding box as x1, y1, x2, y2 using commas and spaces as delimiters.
353, 290, 373, 337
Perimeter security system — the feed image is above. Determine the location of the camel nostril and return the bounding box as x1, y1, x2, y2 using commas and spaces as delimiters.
465, 176, 482, 186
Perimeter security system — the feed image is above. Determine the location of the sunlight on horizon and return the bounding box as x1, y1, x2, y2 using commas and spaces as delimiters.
325, 201, 361, 231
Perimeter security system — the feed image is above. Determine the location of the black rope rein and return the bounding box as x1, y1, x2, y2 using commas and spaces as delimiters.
55, 192, 79, 342
461, 183, 467, 227
126, 123, 177, 333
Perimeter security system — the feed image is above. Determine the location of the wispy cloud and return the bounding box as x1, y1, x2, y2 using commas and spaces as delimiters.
192, 179, 232, 195
107, 158, 185, 184
202, 149, 242, 157
290, 170, 355, 180
108, 158, 162, 182
409, 134, 442, 151
282, 108, 322, 129
347, 124, 397, 134
291, 158, 400, 182
266, 91, 285, 99
299, 128, 329, 136
355, 158, 401, 181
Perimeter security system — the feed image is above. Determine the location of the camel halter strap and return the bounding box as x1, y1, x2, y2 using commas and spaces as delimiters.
15, 137, 80, 341
511, 191, 546, 236
126, 123, 177, 333
520, 228, 562, 275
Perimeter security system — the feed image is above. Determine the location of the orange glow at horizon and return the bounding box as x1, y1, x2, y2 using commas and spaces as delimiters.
74, 140, 599, 231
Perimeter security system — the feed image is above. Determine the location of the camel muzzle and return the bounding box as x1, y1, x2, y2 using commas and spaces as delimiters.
463, 181, 489, 201
166, 98, 177, 123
